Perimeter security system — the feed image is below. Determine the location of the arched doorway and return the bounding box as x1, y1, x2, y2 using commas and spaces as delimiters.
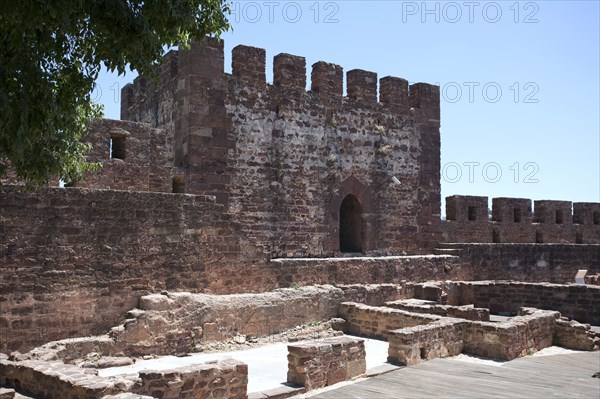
339, 194, 363, 253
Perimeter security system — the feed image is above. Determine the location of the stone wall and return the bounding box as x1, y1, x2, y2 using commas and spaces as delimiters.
0, 185, 249, 353
1, 183, 474, 354
337, 302, 439, 341
443, 195, 600, 244
120, 38, 443, 256
2, 184, 462, 353
287, 336, 366, 390
553, 319, 599, 351
0, 358, 121, 399
76, 119, 175, 192
269, 256, 472, 285
387, 318, 466, 366
109, 286, 347, 356
133, 359, 247, 399
0, 356, 246, 399
2, 185, 597, 356
451, 244, 600, 283
462, 309, 558, 360
461, 281, 600, 325
338, 284, 415, 306
342, 303, 561, 363
385, 299, 490, 321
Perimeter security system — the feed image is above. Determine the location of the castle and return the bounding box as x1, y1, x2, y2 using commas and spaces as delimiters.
82, 37, 443, 256
68, 37, 600, 252
0, 38, 599, 353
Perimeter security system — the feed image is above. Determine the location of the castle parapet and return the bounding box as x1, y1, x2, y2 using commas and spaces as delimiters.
380, 76, 409, 108
311, 61, 343, 100
232, 45, 266, 85
273, 53, 306, 90
347, 69, 378, 103
446, 195, 488, 223
409, 83, 440, 120
178, 36, 224, 79
573, 203, 600, 225
492, 197, 532, 224
122, 38, 442, 123
443, 195, 599, 244
534, 200, 573, 225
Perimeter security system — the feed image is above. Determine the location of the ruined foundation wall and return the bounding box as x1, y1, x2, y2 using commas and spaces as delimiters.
287, 337, 366, 390
133, 359, 247, 399
462, 309, 558, 361
0, 358, 120, 399
110, 286, 347, 356
338, 302, 439, 341
0, 356, 247, 399
385, 299, 490, 321
457, 282, 600, 325
553, 319, 599, 351
387, 318, 466, 366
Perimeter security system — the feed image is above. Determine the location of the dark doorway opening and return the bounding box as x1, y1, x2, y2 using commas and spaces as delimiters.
172, 175, 185, 193
340, 194, 363, 253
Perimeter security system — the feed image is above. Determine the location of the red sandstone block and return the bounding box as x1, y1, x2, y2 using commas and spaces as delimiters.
327, 367, 347, 386
274, 53, 306, 90
232, 45, 266, 84
380, 76, 409, 107
311, 61, 343, 98
347, 69, 377, 103
235, 363, 248, 375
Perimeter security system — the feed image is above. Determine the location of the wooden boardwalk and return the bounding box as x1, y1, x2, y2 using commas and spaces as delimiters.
312, 352, 600, 398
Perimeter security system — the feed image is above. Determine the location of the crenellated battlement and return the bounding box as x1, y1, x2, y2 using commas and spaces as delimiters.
121, 38, 440, 123
443, 195, 600, 244
3, 32, 600, 362
115, 37, 442, 256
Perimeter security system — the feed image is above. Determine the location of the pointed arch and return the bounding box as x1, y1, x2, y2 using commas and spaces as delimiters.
326, 176, 374, 254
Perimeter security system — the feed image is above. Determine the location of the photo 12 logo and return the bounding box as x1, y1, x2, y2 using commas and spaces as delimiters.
401, 1, 540, 23
443, 162, 540, 183
90, 82, 121, 104
229, 1, 340, 24
437, 82, 540, 104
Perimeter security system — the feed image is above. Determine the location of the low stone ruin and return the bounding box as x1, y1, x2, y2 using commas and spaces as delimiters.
287, 337, 366, 390
1, 281, 598, 399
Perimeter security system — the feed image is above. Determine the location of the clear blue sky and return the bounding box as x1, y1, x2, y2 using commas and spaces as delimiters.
95, 0, 600, 209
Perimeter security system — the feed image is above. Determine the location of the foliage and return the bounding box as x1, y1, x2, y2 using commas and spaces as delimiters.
0, 0, 230, 186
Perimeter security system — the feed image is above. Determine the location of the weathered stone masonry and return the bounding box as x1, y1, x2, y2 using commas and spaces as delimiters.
113, 37, 443, 257
1, 37, 599, 355
0, 186, 244, 352
444, 195, 600, 244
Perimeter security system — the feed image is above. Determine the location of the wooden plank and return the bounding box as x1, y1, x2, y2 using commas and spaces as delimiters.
310, 352, 600, 399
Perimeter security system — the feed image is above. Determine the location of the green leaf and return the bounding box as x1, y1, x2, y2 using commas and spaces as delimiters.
0, 0, 231, 188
